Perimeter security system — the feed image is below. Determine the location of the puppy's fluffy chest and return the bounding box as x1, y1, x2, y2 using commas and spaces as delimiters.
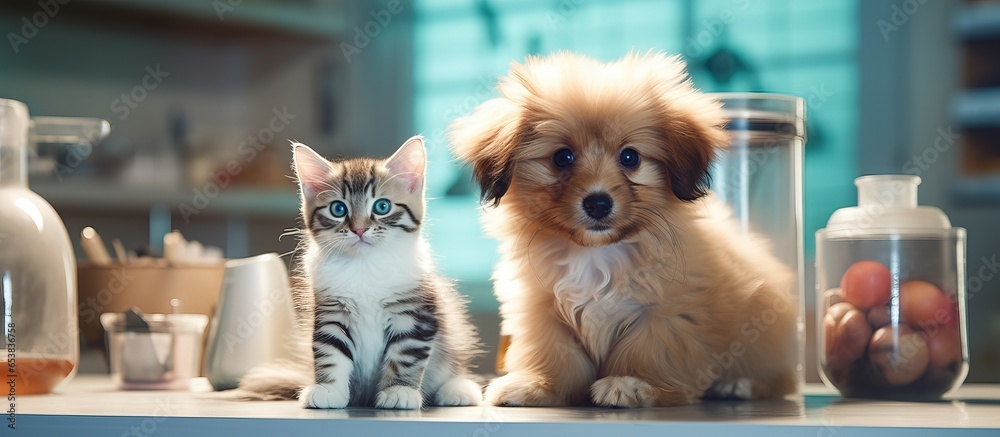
548, 243, 646, 363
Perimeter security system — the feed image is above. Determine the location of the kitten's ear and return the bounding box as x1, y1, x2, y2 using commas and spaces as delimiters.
292, 143, 333, 198
386, 136, 426, 194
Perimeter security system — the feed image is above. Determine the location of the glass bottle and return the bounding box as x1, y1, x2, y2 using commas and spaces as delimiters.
0, 98, 109, 394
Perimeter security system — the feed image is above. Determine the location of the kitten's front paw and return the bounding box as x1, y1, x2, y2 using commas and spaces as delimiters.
375, 385, 422, 410
485, 372, 563, 407
590, 376, 657, 408
703, 377, 753, 401
433, 376, 482, 406
300, 383, 349, 409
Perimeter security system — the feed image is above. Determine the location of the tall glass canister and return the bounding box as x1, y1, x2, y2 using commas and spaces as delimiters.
0, 98, 109, 394
708, 93, 806, 389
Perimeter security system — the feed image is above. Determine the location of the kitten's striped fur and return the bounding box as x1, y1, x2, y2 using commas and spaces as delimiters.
237, 136, 482, 409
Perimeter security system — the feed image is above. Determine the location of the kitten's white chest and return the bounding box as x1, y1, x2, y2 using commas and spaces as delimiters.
305, 237, 428, 399
306, 234, 427, 297
349, 297, 388, 386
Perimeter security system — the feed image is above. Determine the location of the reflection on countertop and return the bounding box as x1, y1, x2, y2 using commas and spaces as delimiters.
15, 376, 1000, 436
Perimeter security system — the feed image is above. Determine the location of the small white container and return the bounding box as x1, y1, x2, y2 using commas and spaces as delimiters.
203, 253, 297, 391
101, 313, 208, 390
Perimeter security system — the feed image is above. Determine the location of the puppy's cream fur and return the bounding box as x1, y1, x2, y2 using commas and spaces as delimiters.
449, 52, 798, 407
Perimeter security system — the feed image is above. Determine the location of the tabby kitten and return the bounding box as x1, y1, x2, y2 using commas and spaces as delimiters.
240, 136, 482, 409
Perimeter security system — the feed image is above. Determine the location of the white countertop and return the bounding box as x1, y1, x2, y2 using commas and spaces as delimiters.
12, 376, 1000, 436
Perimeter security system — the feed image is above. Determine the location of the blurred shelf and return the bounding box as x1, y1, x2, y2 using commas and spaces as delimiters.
31, 179, 298, 218
76, 0, 348, 41
952, 88, 1000, 128
953, 177, 1000, 205
954, 3, 1000, 41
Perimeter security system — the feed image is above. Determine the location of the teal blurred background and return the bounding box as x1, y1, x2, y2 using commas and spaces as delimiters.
413, 0, 856, 288
1, 0, 998, 382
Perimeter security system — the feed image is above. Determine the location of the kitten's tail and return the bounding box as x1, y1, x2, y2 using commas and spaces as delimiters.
233, 358, 313, 400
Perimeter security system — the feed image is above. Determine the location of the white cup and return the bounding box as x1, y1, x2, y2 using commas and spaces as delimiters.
203, 253, 297, 390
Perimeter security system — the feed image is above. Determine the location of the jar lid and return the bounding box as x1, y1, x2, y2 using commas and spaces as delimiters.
710, 93, 806, 144
819, 175, 958, 239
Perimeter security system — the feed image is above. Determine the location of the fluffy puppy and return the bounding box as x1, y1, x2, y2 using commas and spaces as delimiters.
449, 52, 798, 407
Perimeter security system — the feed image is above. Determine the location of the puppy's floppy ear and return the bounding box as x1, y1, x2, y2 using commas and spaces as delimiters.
643, 54, 728, 201
448, 97, 523, 206
663, 115, 726, 201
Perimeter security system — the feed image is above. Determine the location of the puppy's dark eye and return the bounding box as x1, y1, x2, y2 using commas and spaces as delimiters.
552, 148, 574, 168
619, 148, 640, 168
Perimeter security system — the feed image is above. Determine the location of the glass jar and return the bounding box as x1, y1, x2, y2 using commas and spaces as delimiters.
709, 93, 807, 388
101, 312, 208, 390
0, 98, 109, 394
816, 175, 968, 400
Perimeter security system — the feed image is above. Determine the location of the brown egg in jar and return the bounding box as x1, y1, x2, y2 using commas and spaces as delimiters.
869, 325, 929, 386
824, 302, 872, 371
841, 260, 892, 310
824, 288, 845, 306
899, 280, 952, 328
924, 325, 962, 369
867, 305, 891, 329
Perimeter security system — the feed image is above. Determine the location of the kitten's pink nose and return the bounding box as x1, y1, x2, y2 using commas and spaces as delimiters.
352, 228, 367, 237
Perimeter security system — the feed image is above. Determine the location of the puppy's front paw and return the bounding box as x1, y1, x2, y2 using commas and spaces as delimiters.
590, 376, 657, 408
300, 382, 349, 409
376, 385, 423, 410
434, 376, 482, 406
703, 377, 753, 401
485, 372, 563, 407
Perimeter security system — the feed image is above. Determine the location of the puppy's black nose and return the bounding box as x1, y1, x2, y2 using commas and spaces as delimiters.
582, 193, 613, 220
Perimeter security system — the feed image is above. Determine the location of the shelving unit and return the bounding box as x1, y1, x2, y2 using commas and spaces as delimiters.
950, 2, 1000, 203
952, 89, 1000, 128
76, 0, 349, 41
31, 180, 299, 217
1, 0, 414, 259
954, 3, 1000, 40
953, 176, 1000, 205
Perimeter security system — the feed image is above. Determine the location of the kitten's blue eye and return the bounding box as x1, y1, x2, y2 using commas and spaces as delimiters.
552, 148, 574, 168
372, 198, 391, 215
619, 147, 640, 168
330, 201, 348, 218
